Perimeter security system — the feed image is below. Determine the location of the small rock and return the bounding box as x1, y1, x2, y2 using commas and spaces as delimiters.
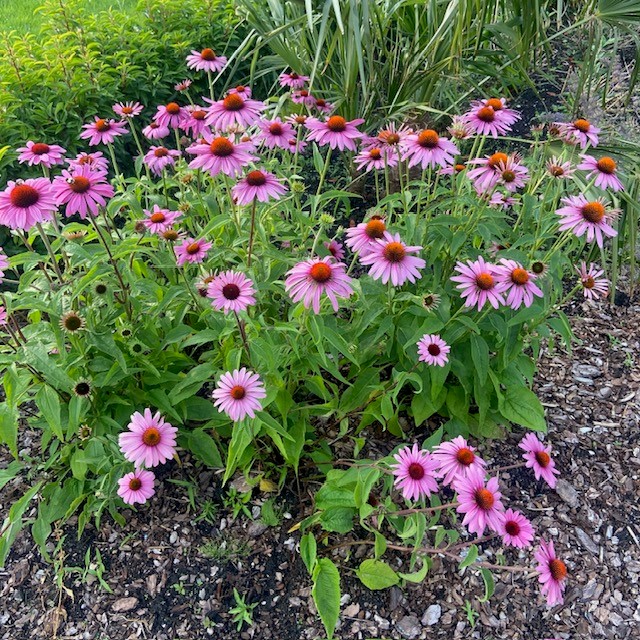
388, 586, 403, 611
169, 531, 179, 544
247, 521, 268, 538
555, 479, 579, 507
572, 363, 602, 379
396, 615, 421, 639
422, 604, 442, 626
598, 386, 612, 398
575, 527, 599, 554
374, 614, 390, 630
288, 597, 302, 607
343, 603, 360, 618
111, 597, 138, 613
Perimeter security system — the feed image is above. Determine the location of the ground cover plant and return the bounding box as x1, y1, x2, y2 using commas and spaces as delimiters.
0, 34, 630, 639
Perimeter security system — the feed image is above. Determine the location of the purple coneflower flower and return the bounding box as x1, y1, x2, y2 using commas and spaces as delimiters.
344, 217, 387, 255
113, 101, 143, 118
546, 156, 574, 179
142, 205, 181, 234
495, 155, 529, 191
180, 105, 211, 138
118, 408, 177, 468
256, 118, 296, 150
16, 141, 66, 168
117, 469, 156, 505
142, 122, 170, 140
454, 466, 505, 536
0, 248, 9, 282
519, 433, 560, 488
466, 151, 510, 192
494, 259, 543, 309
175, 238, 212, 266
80, 117, 128, 146
143, 146, 181, 176
52, 165, 114, 219
212, 368, 266, 421
186, 48, 227, 73
232, 170, 287, 205
291, 89, 316, 106
471, 98, 520, 127
360, 232, 425, 286
447, 115, 474, 140
364, 123, 412, 152
576, 262, 608, 300
417, 334, 450, 367
391, 444, 439, 501
432, 436, 486, 487
534, 539, 567, 606
313, 98, 334, 114
0, 178, 57, 230
462, 101, 514, 137
188, 134, 257, 177
324, 240, 345, 261
305, 116, 364, 151
556, 118, 600, 148
451, 257, 504, 310
555, 195, 618, 247
402, 129, 459, 169
488, 192, 517, 209
354, 147, 397, 172
68, 151, 109, 172
577, 154, 623, 191
207, 270, 256, 314
279, 71, 309, 89
227, 84, 252, 98
0, 306, 7, 326
204, 94, 265, 131
154, 102, 189, 129
498, 509, 535, 548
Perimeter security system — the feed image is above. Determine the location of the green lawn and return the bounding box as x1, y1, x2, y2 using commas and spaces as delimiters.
0, 0, 136, 33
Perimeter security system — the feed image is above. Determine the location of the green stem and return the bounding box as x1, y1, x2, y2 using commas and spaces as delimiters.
35, 223, 64, 281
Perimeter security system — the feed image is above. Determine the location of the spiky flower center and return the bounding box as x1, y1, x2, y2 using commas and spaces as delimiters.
95, 119, 110, 132
142, 427, 161, 446
534, 450, 550, 467
505, 520, 521, 536
78, 155, 94, 165
502, 169, 516, 182
154, 147, 169, 157
235, 85, 246, 93
32, 143, 50, 154
310, 262, 332, 283
582, 202, 605, 223
192, 110, 206, 121
316, 99, 327, 107
246, 170, 267, 186
511, 268, 529, 285
69, 176, 91, 193
488, 152, 508, 169
163, 229, 179, 241
210, 137, 234, 157
74, 382, 91, 396
475, 488, 495, 510
427, 343, 441, 356
365, 219, 386, 238
531, 261, 545, 275
369, 148, 382, 160
383, 242, 406, 263
486, 98, 503, 110
455, 164, 466, 172
327, 116, 347, 132
289, 72, 299, 79
269, 123, 283, 136
230, 385, 246, 400
417, 129, 440, 148
573, 118, 590, 133
407, 462, 425, 480
166, 102, 181, 115
583, 276, 595, 289
186, 242, 202, 255
150, 212, 166, 223
294, 115, 306, 125
129, 477, 142, 490
456, 448, 475, 466
550, 165, 564, 177
384, 132, 400, 145
596, 157, 616, 174
10, 184, 40, 208
549, 558, 567, 581
222, 283, 241, 300
475, 272, 494, 290
299, 90, 309, 97
201, 48, 216, 60
223, 94, 245, 111
477, 106, 495, 122
63, 313, 82, 331
121, 106, 133, 114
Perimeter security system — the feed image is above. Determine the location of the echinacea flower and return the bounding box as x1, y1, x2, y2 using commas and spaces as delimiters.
0, 248, 9, 282
212, 368, 266, 421
0, 306, 7, 326
576, 262, 608, 300
117, 469, 156, 505
256, 118, 296, 150
80, 117, 128, 146
227, 84, 252, 98
52, 165, 114, 219
232, 169, 288, 205
391, 443, 440, 501
142, 122, 170, 140
417, 334, 450, 367
324, 240, 345, 261
73, 379, 92, 398
354, 146, 397, 172
454, 466, 505, 536
402, 129, 459, 169
555, 195, 618, 247
143, 146, 181, 176
60, 311, 84, 333
180, 105, 211, 138
472, 98, 520, 127
174, 237, 213, 266
344, 217, 387, 255
462, 100, 515, 138
451, 257, 504, 310
360, 232, 425, 287
447, 115, 474, 140
291, 89, 316, 106
0, 178, 57, 230
119, 408, 178, 468
577, 155, 623, 191
365, 123, 413, 152
495, 155, 529, 191
279, 70, 309, 89
68, 151, 109, 172
519, 433, 560, 488
535, 539, 567, 606
421, 292, 441, 312
16, 141, 66, 168
546, 156, 574, 179
204, 94, 265, 130
206, 270, 256, 314
188, 134, 257, 177
556, 118, 600, 149
314, 98, 334, 114
154, 102, 189, 129
432, 436, 486, 487
141, 205, 181, 234
285, 257, 353, 314
467, 152, 511, 193
186, 48, 227, 73
498, 509, 535, 548
494, 259, 543, 309
305, 116, 364, 151
488, 192, 518, 209
113, 101, 143, 118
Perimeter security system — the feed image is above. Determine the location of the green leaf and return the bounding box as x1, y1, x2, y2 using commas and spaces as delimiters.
35, 386, 63, 441
312, 559, 341, 640
300, 533, 317, 574
356, 559, 399, 590
319, 506, 355, 533
470, 334, 490, 385
459, 544, 478, 568
498, 386, 546, 431
479, 568, 495, 602
398, 557, 430, 583
185, 428, 223, 468
0, 403, 19, 457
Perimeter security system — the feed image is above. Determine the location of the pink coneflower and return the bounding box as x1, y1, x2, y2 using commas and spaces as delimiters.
0, 178, 57, 230
175, 237, 212, 266
204, 94, 265, 131
180, 105, 211, 138
577, 155, 623, 191
391, 443, 439, 501
454, 466, 505, 536
498, 509, 535, 548
232, 169, 287, 205
451, 257, 504, 310
494, 259, 543, 309
154, 102, 189, 129
256, 118, 296, 150
360, 232, 425, 287
142, 122, 170, 140
68, 151, 109, 172
186, 48, 227, 73
556, 118, 600, 148
291, 89, 316, 106
284, 257, 353, 314
287, 114, 308, 128
546, 156, 574, 179
462, 102, 513, 138
314, 98, 334, 114
143, 146, 181, 176
362, 123, 412, 153
496, 156, 529, 191
448, 115, 474, 140
175, 79, 192, 92
467, 152, 510, 192
279, 71, 310, 89
0, 248, 9, 282
16, 141, 66, 168
227, 84, 252, 98
118, 408, 178, 468
555, 195, 618, 247
488, 192, 518, 209
576, 262, 608, 300
432, 436, 486, 487
417, 334, 450, 367
439, 163, 468, 176
52, 165, 114, 219
117, 469, 156, 505
141, 205, 181, 234
212, 368, 266, 421
207, 270, 256, 314
188, 134, 257, 177
354, 147, 397, 172
535, 539, 567, 606
324, 240, 345, 261
80, 117, 128, 146
402, 129, 459, 169
0, 306, 6, 326
113, 101, 143, 118
519, 433, 560, 488
287, 137, 307, 154
471, 98, 520, 127
344, 217, 387, 255
305, 116, 364, 151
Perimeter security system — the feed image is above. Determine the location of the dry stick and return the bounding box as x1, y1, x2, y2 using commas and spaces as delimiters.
233, 310, 251, 360
388, 502, 459, 517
